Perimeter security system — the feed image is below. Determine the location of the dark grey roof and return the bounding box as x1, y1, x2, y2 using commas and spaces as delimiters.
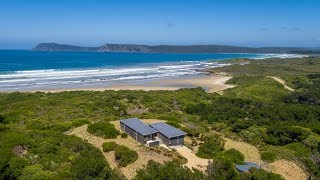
149, 122, 187, 138
236, 162, 260, 172
120, 118, 158, 136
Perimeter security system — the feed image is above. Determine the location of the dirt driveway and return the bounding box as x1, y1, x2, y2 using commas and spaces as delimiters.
174, 146, 209, 171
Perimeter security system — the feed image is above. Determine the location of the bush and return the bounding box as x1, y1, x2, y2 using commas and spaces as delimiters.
114, 145, 138, 167
0, 130, 120, 179
135, 160, 206, 179
102, 142, 118, 152
166, 121, 182, 128
261, 151, 277, 163
196, 134, 224, 158
207, 158, 239, 179
71, 149, 106, 178
0, 114, 4, 123
180, 127, 200, 137
223, 149, 244, 164
246, 168, 284, 180
173, 154, 188, 164
264, 125, 310, 146
120, 133, 128, 138
285, 142, 311, 158
87, 122, 120, 139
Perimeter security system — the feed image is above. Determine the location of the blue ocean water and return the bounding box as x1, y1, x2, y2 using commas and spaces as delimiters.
0, 50, 279, 91
0, 50, 263, 72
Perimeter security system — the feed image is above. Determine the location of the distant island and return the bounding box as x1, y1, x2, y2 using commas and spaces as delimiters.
33, 43, 320, 54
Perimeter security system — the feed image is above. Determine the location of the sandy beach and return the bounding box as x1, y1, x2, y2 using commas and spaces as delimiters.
25, 75, 234, 93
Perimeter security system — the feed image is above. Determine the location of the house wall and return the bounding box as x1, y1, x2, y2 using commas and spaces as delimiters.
120, 122, 144, 144
169, 135, 185, 146
157, 133, 185, 146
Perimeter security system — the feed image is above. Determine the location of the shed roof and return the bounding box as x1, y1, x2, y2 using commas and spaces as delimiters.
120, 118, 158, 136
236, 162, 260, 172
149, 122, 187, 138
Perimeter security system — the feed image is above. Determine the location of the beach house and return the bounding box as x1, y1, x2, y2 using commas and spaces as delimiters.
120, 118, 187, 147
120, 118, 158, 144
149, 122, 187, 146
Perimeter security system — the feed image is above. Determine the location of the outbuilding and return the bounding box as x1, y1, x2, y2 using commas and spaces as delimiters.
120, 118, 158, 144
149, 122, 187, 147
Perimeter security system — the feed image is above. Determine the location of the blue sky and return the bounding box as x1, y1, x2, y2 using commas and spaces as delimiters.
0, 0, 319, 49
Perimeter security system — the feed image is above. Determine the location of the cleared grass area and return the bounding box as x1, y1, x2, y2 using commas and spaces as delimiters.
224, 138, 263, 165
224, 75, 290, 102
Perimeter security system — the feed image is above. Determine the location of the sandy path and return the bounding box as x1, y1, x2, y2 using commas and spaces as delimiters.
268, 76, 294, 91
263, 160, 307, 180
174, 146, 209, 171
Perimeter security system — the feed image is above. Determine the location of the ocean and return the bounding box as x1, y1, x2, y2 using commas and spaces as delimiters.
0, 50, 300, 91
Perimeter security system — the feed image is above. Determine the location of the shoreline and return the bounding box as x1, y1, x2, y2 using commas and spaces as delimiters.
1, 74, 234, 93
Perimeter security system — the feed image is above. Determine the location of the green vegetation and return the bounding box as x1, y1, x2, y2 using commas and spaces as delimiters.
1, 57, 320, 178
207, 158, 240, 179
114, 145, 138, 167
165, 121, 182, 128
102, 142, 138, 167
196, 134, 225, 158
120, 133, 128, 138
134, 160, 206, 180
223, 149, 245, 164
261, 151, 277, 163
135, 159, 282, 180
0, 130, 121, 179
102, 142, 119, 152
225, 75, 290, 102
246, 168, 283, 180
87, 121, 120, 139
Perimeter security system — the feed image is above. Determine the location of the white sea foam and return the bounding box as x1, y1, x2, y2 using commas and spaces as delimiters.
0, 54, 305, 91
253, 54, 308, 60
0, 60, 225, 91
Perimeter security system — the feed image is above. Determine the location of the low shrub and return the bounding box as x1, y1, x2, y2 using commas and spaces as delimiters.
135, 160, 206, 179
87, 122, 120, 139
166, 121, 182, 128
285, 142, 311, 158
180, 127, 200, 137
261, 151, 277, 163
120, 133, 128, 138
114, 145, 138, 167
173, 154, 188, 164
102, 142, 118, 152
223, 148, 244, 164
196, 134, 224, 158
246, 168, 283, 180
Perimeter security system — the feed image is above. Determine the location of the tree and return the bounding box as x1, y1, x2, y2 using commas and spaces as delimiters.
134, 160, 206, 180
0, 115, 4, 123
196, 134, 225, 158
223, 149, 245, 164
207, 159, 239, 180
114, 145, 138, 167
71, 149, 107, 178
